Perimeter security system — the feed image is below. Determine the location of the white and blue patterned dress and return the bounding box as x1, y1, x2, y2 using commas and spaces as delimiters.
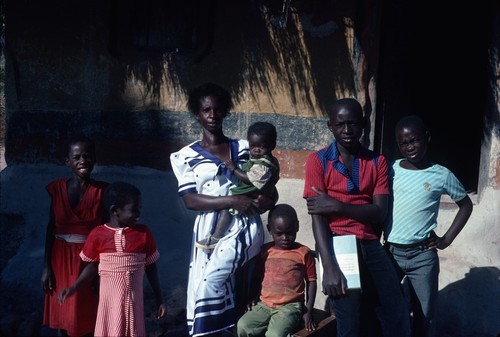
170, 138, 264, 336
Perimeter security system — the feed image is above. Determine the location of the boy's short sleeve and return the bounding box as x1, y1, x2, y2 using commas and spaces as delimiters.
373, 154, 390, 196
444, 170, 468, 202
305, 249, 317, 282
303, 152, 326, 198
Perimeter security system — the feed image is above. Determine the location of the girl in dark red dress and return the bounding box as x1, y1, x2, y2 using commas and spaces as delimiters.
41, 138, 108, 337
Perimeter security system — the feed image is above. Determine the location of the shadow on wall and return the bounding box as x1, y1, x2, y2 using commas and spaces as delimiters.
436, 266, 500, 337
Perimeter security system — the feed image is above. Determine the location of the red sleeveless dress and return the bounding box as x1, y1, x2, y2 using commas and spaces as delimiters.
43, 178, 108, 337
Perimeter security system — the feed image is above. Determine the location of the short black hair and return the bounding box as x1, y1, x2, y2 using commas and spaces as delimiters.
103, 181, 141, 211
327, 97, 363, 120
67, 137, 96, 155
187, 82, 233, 116
248, 121, 277, 148
395, 115, 427, 135
268, 204, 298, 230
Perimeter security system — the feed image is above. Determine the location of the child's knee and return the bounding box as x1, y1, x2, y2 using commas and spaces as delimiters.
237, 309, 268, 337
236, 315, 250, 334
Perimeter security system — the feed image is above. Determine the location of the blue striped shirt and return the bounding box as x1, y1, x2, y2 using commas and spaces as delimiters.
385, 159, 468, 244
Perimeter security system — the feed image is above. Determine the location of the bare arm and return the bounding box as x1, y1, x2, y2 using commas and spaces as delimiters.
182, 182, 278, 217
232, 168, 251, 184
146, 262, 167, 319
311, 214, 346, 297
307, 186, 388, 225
225, 160, 252, 184
58, 262, 98, 303
426, 195, 473, 250
303, 280, 318, 331
41, 201, 56, 295
246, 257, 264, 311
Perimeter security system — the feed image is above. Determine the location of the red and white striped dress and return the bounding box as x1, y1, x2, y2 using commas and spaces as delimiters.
80, 224, 160, 337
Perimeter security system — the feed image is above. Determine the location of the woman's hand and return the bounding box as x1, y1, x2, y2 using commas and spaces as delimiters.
231, 195, 259, 217
255, 190, 278, 214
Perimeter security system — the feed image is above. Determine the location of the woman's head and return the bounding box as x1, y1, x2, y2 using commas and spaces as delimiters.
187, 82, 233, 116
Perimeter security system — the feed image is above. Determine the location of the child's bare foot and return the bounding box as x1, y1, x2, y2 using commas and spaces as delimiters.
195, 235, 220, 250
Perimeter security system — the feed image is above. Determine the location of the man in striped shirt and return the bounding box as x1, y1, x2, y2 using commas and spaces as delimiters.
303, 98, 410, 337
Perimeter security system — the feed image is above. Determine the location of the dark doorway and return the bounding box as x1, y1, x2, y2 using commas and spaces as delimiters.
375, 1, 496, 193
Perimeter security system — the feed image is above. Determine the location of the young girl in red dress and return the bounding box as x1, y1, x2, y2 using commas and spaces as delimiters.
41, 138, 108, 337
58, 181, 167, 337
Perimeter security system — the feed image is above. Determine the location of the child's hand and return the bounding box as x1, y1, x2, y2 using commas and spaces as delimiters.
41, 267, 55, 295
423, 230, 447, 250
225, 160, 236, 172
303, 311, 317, 331
58, 287, 75, 304
157, 303, 167, 319
245, 299, 258, 312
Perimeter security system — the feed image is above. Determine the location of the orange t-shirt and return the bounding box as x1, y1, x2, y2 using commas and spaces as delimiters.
257, 242, 317, 308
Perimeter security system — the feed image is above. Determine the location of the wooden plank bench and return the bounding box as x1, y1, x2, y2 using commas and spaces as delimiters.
291, 308, 336, 337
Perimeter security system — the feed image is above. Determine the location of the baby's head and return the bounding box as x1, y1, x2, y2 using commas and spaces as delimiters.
267, 204, 299, 250
247, 122, 277, 158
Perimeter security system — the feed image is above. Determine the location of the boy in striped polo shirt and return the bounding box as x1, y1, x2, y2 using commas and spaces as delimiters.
384, 115, 473, 337
303, 97, 410, 337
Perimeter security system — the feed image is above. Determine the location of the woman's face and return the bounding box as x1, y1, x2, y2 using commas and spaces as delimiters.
196, 95, 227, 133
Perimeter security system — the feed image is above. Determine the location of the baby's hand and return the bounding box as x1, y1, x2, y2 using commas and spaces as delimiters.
225, 160, 236, 172
157, 303, 168, 319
